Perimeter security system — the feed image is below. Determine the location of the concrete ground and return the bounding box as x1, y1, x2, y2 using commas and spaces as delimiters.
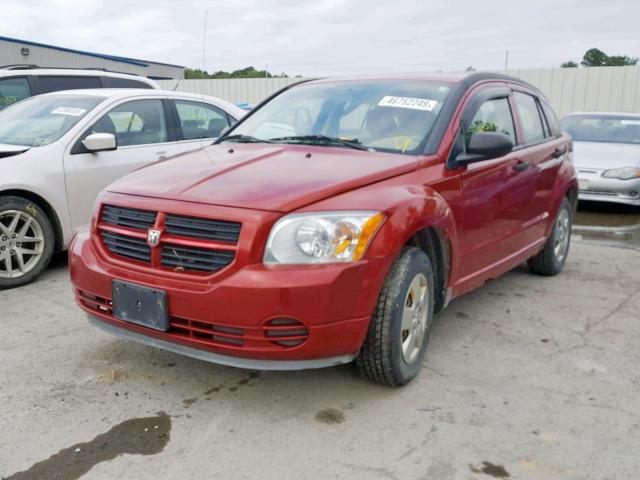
1, 239, 639, 480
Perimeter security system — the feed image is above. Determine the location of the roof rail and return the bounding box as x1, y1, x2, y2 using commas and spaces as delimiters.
0, 64, 144, 77
0, 64, 40, 70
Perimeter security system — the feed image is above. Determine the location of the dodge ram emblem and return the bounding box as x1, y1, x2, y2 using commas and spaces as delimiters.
147, 229, 161, 248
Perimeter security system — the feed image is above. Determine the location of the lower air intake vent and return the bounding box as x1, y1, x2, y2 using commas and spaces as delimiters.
263, 318, 309, 347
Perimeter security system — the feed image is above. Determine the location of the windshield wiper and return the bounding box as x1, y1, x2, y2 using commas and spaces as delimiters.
270, 135, 371, 151
221, 134, 273, 144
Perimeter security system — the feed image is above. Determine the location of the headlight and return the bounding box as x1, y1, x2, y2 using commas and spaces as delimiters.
264, 211, 385, 264
602, 167, 640, 179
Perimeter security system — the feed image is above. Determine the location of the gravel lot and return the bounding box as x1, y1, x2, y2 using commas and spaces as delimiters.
1, 239, 639, 480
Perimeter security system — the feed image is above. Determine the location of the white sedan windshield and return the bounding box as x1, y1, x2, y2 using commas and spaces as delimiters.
0, 94, 102, 147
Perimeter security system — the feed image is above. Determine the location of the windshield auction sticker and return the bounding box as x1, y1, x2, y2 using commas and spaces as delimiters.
378, 96, 438, 111
51, 107, 87, 116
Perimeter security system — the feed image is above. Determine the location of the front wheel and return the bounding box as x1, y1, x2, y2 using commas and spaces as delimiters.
527, 197, 572, 276
0, 196, 55, 289
356, 247, 435, 387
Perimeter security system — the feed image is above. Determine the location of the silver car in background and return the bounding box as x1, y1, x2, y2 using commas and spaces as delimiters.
0, 89, 244, 288
562, 112, 640, 206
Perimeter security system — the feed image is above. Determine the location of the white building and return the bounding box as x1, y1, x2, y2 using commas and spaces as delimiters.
0, 35, 183, 80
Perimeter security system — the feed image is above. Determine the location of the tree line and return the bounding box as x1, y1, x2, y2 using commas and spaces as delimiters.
562, 48, 638, 67
184, 66, 290, 79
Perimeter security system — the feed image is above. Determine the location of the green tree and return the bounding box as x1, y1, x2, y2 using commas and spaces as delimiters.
581, 48, 638, 67
606, 54, 639, 66
561, 61, 578, 68
184, 66, 289, 79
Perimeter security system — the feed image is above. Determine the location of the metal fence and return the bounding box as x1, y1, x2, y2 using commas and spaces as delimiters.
159, 66, 640, 118
158, 77, 303, 105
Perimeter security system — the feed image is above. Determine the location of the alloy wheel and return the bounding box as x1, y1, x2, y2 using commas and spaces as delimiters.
0, 210, 45, 279
400, 273, 429, 364
553, 208, 570, 263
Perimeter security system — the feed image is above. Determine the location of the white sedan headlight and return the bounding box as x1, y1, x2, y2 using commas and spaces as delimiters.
264, 211, 385, 264
602, 167, 640, 179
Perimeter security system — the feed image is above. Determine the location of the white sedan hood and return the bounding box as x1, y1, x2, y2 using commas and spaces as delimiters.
0, 143, 30, 158
573, 141, 640, 170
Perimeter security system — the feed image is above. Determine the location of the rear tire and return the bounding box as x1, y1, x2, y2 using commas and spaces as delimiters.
356, 247, 435, 387
527, 197, 572, 276
0, 196, 55, 289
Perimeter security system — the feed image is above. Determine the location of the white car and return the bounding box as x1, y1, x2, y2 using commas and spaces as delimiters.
0, 89, 244, 288
0, 68, 160, 110
562, 112, 640, 206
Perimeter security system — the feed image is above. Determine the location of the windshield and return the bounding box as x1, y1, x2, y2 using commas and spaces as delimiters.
561, 114, 640, 144
0, 94, 102, 147
223, 80, 451, 155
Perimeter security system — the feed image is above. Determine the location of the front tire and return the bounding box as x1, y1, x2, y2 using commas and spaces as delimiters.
356, 247, 435, 387
0, 196, 55, 289
527, 197, 572, 276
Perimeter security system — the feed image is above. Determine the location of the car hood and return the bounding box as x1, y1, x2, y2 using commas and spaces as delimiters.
0, 143, 30, 159
107, 143, 419, 212
573, 141, 640, 170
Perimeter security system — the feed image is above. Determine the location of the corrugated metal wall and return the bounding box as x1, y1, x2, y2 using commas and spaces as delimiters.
159, 67, 640, 117
501, 66, 640, 117
158, 77, 305, 104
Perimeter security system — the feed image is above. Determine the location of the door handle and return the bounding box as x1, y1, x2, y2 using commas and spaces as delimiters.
512, 160, 530, 172
552, 147, 566, 158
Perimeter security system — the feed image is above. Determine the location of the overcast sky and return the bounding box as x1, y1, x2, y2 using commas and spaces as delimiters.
4, 0, 640, 76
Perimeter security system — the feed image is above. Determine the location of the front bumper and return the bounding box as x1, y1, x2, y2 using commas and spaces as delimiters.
70, 230, 390, 368
577, 170, 640, 205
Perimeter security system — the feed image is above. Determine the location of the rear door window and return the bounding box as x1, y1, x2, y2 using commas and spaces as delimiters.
37, 76, 102, 94
174, 101, 230, 139
513, 91, 546, 144
91, 99, 168, 146
101, 77, 153, 89
0, 77, 31, 109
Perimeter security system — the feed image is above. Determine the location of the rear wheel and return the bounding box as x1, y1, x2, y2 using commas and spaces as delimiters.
527, 197, 572, 276
0, 196, 55, 289
356, 247, 435, 387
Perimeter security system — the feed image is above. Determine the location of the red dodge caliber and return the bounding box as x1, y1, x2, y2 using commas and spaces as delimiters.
70, 73, 577, 386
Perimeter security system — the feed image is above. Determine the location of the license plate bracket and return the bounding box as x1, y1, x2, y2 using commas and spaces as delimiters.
112, 280, 168, 331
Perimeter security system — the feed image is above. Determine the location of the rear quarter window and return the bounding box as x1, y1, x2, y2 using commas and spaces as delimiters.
101, 77, 153, 89
37, 76, 102, 93
540, 100, 562, 137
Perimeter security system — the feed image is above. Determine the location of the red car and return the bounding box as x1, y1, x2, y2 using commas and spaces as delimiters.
70, 73, 577, 386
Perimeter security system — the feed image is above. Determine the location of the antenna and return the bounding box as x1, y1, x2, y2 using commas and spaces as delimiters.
504, 50, 509, 70
201, 9, 208, 98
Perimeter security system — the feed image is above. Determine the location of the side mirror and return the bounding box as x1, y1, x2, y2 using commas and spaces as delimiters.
456, 131, 513, 166
83, 133, 117, 153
